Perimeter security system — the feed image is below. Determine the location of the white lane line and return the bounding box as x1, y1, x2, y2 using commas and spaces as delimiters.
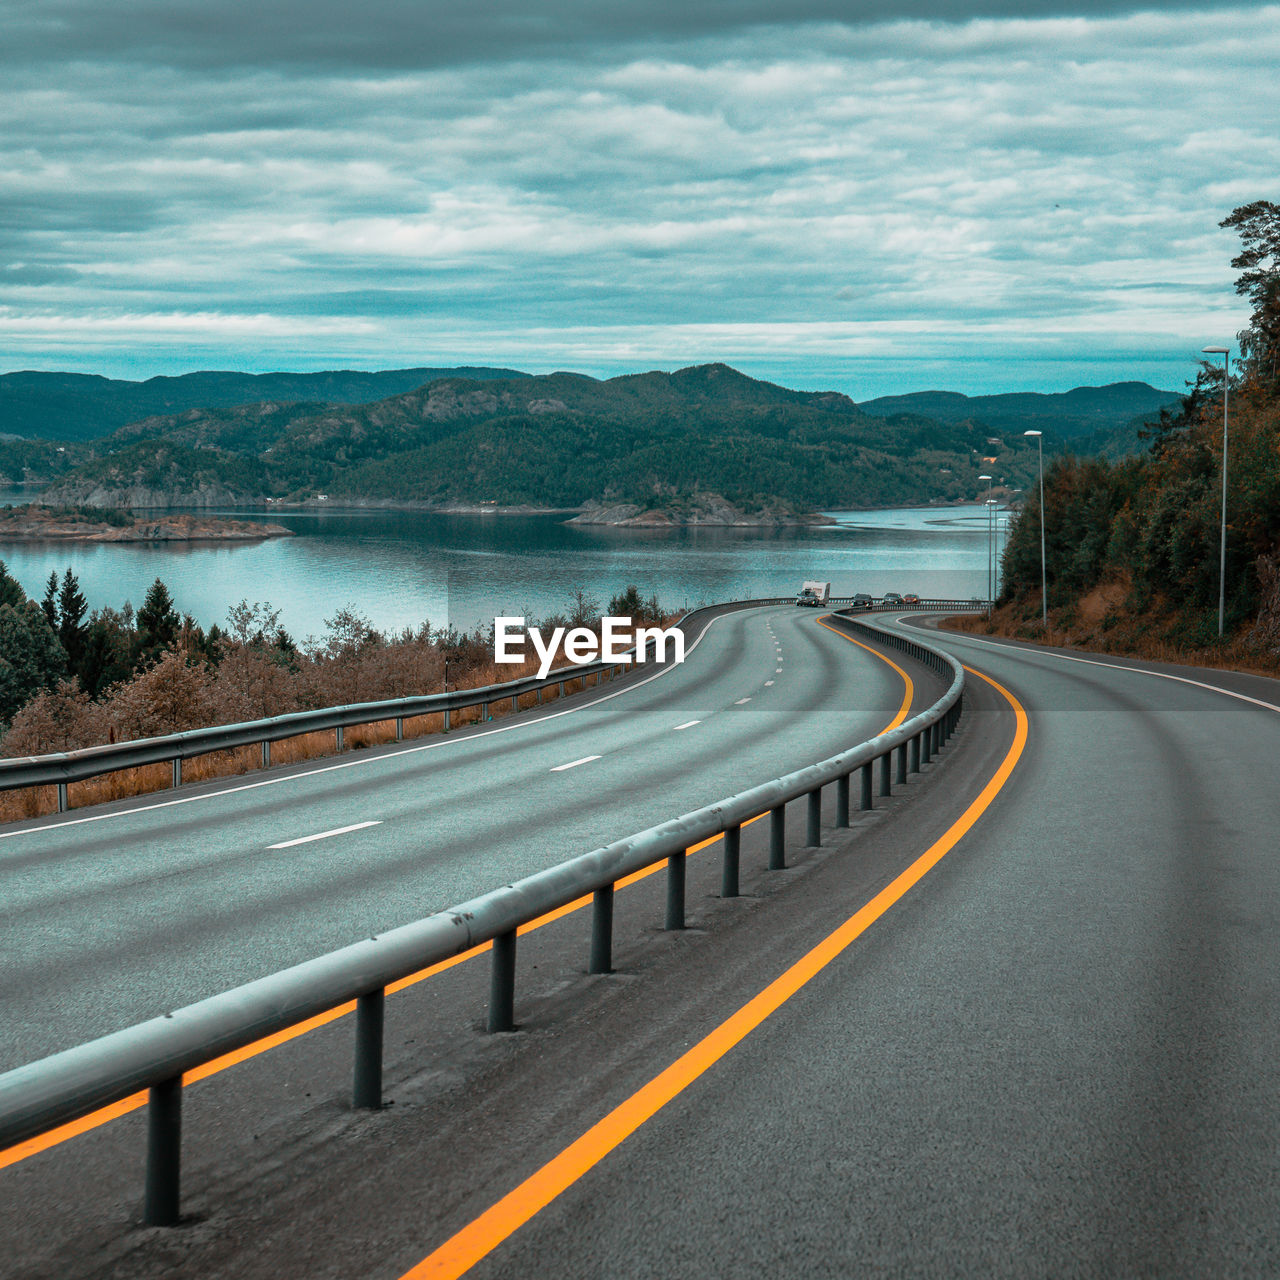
268, 820, 381, 850
673, 720, 701, 731
0, 608, 740, 842
764, 680, 775, 687
551, 755, 601, 772
735, 697, 752, 705
776, 667, 783, 673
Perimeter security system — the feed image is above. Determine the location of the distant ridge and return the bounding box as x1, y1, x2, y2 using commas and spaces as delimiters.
0, 366, 526, 441
857, 382, 1182, 440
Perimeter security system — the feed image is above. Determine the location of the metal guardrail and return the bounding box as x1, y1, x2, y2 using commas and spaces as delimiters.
0, 608, 963, 1227
0, 598, 790, 812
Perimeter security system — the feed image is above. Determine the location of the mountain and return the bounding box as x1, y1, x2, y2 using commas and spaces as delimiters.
39, 363, 1041, 513
857, 382, 1182, 440
0, 366, 526, 442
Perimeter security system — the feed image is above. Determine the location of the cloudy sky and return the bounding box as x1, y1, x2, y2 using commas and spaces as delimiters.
3, 1, 1275, 397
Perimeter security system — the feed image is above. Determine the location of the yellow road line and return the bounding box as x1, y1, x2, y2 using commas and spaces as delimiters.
400, 664, 1026, 1279
0, 614, 915, 1172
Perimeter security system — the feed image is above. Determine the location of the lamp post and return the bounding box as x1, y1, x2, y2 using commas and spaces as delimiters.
1203, 345, 1230, 637
1023, 430, 1046, 627
978, 474, 993, 606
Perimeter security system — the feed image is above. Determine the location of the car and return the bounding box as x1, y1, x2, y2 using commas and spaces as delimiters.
882, 592, 903, 604
902, 593, 920, 605
851, 592, 873, 607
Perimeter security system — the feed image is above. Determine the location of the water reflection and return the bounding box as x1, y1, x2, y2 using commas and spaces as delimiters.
0, 500, 1004, 639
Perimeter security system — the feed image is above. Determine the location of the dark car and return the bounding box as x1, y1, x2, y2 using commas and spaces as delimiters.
851, 592, 873, 607
882, 592, 903, 604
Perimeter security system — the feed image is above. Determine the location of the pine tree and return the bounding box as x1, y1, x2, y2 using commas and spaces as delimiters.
57, 568, 88, 672
41, 571, 59, 629
136, 578, 179, 653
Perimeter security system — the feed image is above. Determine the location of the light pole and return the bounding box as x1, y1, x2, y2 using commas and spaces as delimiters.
1023, 430, 1046, 627
1203, 345, 1230, 637
978, 474, 993, 606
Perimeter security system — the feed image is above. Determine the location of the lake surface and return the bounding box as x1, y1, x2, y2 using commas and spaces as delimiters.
0, 497, 1010, 642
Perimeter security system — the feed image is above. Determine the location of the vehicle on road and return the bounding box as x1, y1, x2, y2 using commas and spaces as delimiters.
796, 580, 831, 607
851, 593, 873, 607
882, 592, 903, 605
902, 593, 920, 605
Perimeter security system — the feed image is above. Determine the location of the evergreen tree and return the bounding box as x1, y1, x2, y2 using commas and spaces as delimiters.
0, 601, 68, 723
57, 569, 88, 671
41, 571, 59, 630
0, 561, 28, 611
136, 578, 179, 654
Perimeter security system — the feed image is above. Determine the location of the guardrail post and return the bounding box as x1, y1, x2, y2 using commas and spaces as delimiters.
860, 762, 873, 810
144, 1075, 182, 1227
921, 729, 931, 765
443, 707, 451, 733
57, 782, 68, 813
536, 685, 543, 704
879, 752, 891, 797
482, 701, 490, 722
806, 788, 821, 847
665, 852, 686, 929
769, 804, 786, 870
336, 726, 344, 752
395, 717, 403, 742
488, 930, 516, 1033
353, 988, 384, 1110
910, 734, 920, 773
896, 743, 907, 785
171, 758, 181, 789
511, 694, 518, 713
589, 885, 614, 973
722, 824, 741, 897
261, 740, 271, 768
558, 680, 566, 698
835, 774, 850, 827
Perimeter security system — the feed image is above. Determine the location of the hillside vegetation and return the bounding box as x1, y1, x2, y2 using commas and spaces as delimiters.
39, 363, 1044, 512
989, 199, 1280, 661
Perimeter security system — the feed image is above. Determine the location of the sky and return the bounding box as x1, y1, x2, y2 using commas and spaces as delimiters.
3, 0, 1276, 398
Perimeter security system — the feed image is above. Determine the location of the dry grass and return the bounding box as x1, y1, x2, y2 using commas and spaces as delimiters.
942, 600, 1280, 681
0, 661, 600, 824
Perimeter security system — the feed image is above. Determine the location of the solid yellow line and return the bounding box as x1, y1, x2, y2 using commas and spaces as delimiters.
400, 664, 1027, 1279
815, 614, 913, 730
0, 612, 915, 1172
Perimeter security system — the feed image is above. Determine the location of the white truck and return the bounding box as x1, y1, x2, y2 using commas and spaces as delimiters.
795, 580, 831, 607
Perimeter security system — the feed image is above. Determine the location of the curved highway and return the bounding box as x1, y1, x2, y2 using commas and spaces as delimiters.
13, 611, 1276, 1279
0, 604, 933, 1069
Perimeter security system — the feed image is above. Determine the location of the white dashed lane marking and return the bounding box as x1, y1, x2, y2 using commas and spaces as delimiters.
268, 821, 382, 850
551, 755, 602, 772
673, 720, 700, 731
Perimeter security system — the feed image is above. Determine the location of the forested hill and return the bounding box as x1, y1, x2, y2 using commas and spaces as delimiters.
36, 363, 1043, 513
858, 382, 1181, 439
0, 366, 525, 442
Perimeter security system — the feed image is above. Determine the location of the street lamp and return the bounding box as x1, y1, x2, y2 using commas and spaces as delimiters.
985, 500, 999, 613
1023, 430, 1046, 627
1203, 345, 1230, 637
978, 475, 993, 605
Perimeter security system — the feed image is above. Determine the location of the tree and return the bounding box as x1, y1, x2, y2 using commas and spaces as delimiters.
1221, 200, 1280, 388
0, 561, 28, 611
136, 577, 179, 654
40, 571, 59, 630
0, 601, 68, 724
57, 568, 88, 672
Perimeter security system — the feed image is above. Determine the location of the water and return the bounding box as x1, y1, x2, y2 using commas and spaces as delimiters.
0, 494, 1009, 642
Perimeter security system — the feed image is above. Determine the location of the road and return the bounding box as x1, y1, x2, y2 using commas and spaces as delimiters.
10, 610, 1279, 1278
0, 603, 934, 1069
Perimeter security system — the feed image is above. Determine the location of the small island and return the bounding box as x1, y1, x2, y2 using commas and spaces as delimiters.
0, 504, 293, 542
566, 493, 835, 528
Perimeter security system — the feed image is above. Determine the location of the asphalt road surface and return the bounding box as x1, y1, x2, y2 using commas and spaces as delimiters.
0, 604, 929, 1069
9, 610, 1278, 1279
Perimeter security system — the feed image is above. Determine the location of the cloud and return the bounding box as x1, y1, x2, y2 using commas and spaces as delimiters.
1, 4, 1273, 393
